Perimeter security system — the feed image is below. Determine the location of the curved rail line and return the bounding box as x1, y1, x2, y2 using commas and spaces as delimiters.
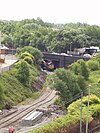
0, 90, 57, 129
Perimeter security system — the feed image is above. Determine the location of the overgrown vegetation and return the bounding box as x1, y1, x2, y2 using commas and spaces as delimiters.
36, 53, 100, 133
86, 53, 100, 98
0, 71, 32, 109
47, 68, 86, 103
0, 18, 100, 132
0, 19, 100, 53
0, 46, 43, 110
28, 95, 100, 133
46, 53, 100, 105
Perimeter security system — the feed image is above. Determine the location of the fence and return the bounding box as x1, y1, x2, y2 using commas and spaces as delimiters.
0, 60, 18, 73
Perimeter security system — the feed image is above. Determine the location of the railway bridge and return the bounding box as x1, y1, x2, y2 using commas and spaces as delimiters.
43, 52, 90, 68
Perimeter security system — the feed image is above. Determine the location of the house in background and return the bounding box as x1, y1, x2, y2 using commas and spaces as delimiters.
0, 45, 9, 63
0, 44, 9, 54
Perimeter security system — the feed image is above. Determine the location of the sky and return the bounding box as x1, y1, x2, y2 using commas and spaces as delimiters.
0, 0, 100, 26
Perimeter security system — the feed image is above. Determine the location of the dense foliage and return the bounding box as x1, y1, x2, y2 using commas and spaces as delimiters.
46, 53, 100, 105
48, 68, 86, 103
86, 53, 100, 71
0, 19, 100, 53
0, 18, 100, 132
0, 46, 43, 109
18, 46, 43, 64
0, 71, 32, 109
16, 60, 30, 85
40, 52, 100, 133
69, 59, 89, 80
84, 53, 100, 98
67, 95, 100, 114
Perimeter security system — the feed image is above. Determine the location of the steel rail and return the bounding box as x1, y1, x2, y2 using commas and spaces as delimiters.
0, 90, 56, 129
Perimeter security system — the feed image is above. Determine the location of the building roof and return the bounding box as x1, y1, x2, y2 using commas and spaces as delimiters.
0, 45, 9, 50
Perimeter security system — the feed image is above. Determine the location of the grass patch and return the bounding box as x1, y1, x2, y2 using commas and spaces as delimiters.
0, 63, 41, 109
18, 92, 41, 105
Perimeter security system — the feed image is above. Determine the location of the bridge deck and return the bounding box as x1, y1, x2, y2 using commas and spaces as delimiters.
43, 52, 90, 68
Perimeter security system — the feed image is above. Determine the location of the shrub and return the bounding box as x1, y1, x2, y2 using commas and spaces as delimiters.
21, 46, 43, 64
90, 104, 100, 118
94, 53, 100, 63
69, 59, 89, 80
20, 51, 34, 60
82, 95, 100, 105
67, 95, 100, 114
87, 60, 99, 71
24, 56, 33, 65
54, 97, 64, 106
17, 60, 30, 86
52, 69, 81, 102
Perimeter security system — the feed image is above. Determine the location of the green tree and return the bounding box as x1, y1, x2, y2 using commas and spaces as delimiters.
20, 51, 34, 59
69, 59, 89, 80
93, 53, 100, 64
0, 84, 3, 101
78, 59, 89, 80
21, 46, 43, 64
17, 60, 30, 86
77, 75, 87, 93
50, 68, 81, 102
86, 60, 99, 71
24, 56, 33, 65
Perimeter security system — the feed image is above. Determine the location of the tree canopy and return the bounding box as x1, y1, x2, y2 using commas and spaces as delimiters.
0, 19, 100, 53
49, 68, 86, 103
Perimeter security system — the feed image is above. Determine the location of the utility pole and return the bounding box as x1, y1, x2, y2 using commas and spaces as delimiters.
80, 91, 83, 133
86, 84, 91, 133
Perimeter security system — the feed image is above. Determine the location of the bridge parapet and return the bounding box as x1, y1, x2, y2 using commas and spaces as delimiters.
43, 53, 90, 68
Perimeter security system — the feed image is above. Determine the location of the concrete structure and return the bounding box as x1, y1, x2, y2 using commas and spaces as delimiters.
0, 55, 18, 73
43, 52, 90, 68
22, 111, 43, 126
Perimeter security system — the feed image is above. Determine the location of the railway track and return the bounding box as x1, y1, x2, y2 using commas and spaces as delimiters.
0, 89, 57, 129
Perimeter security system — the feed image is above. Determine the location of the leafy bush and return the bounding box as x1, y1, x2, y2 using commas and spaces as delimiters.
93, 53, 100, 63
16, 47, 21, 55
0, 71, 32, 109
0, 84, 4, 101
16, 60, 30, 86
21, 46, 43, 64
90, 104, 100, 118
54, 97, 64, 106
48, 68, 87, 105
24, 56, 33, 65
51, 69, 81, 102
86, 60, 99, 71
77, 75, 87, 93
0, 57, 40, 110
69, 59, 89, 80
67, 95, 100, 114
82, 95, 100, 105
20, 51, 34, 60
68, 61, 81, 75
88, 70, 100, 98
